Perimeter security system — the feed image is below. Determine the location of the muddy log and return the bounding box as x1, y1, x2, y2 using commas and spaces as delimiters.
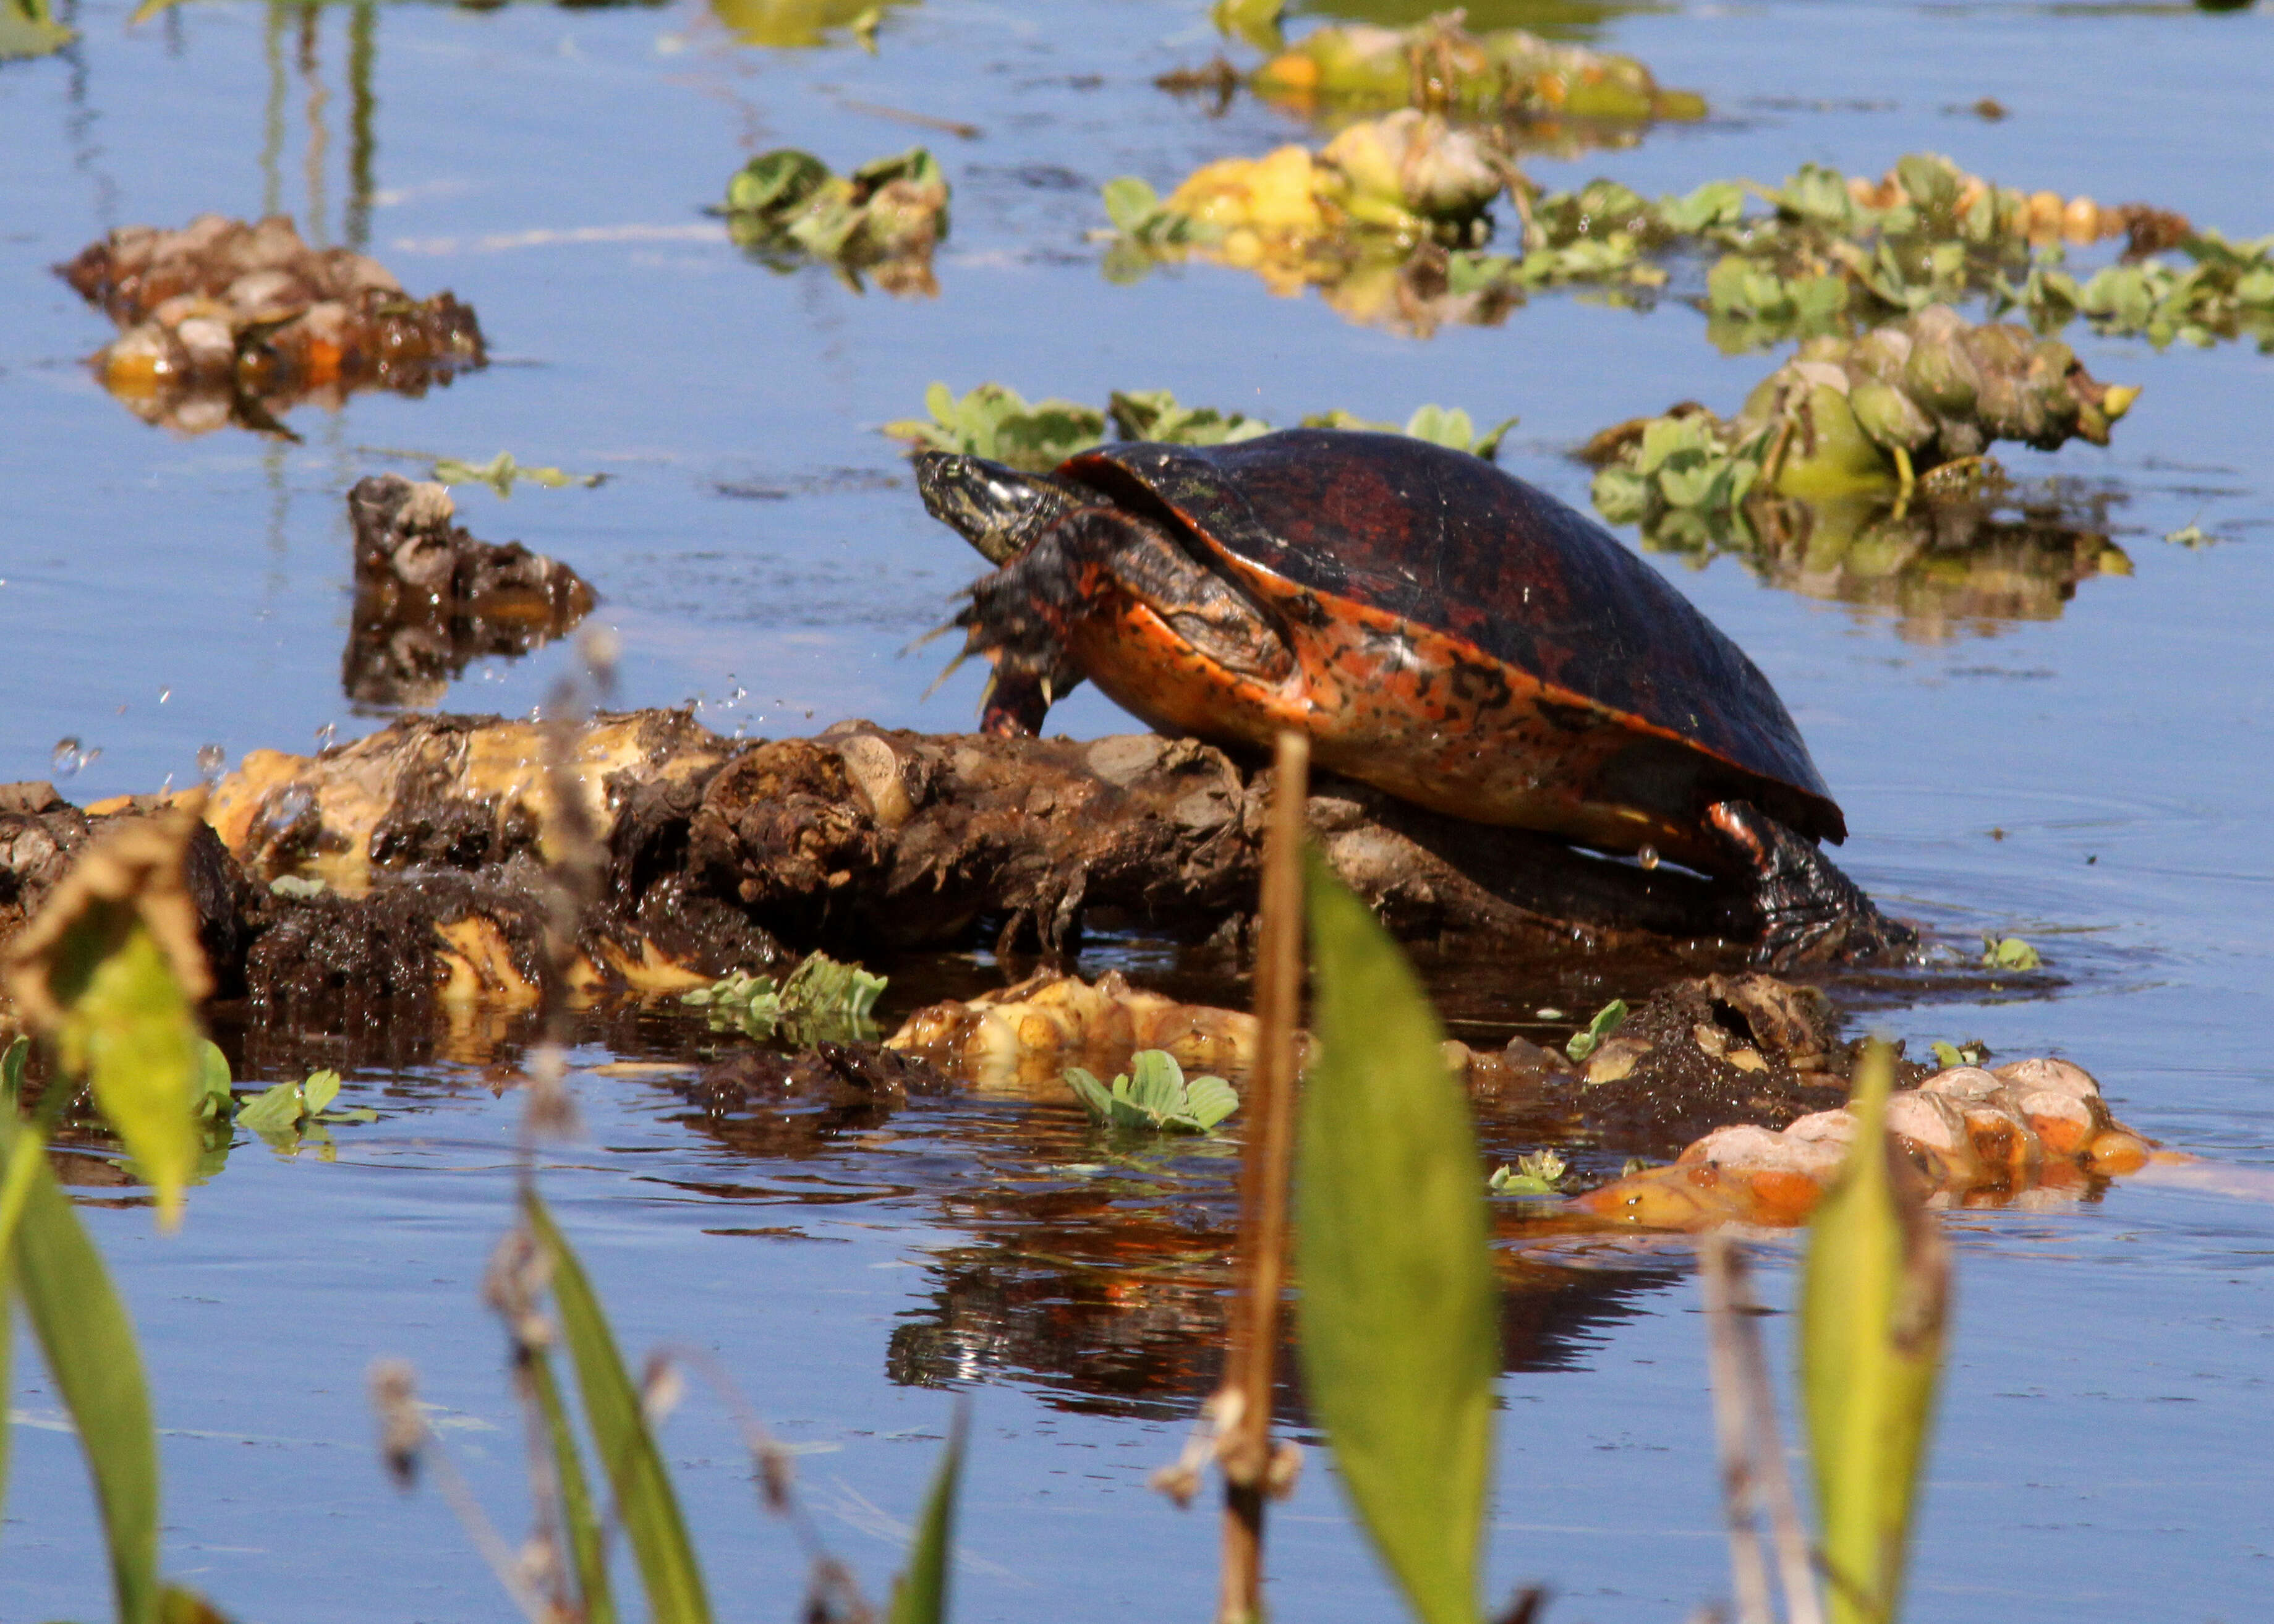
2, 709, 1784, 1017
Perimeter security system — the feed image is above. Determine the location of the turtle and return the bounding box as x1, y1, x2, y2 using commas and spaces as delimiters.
915, 428, 1911, 965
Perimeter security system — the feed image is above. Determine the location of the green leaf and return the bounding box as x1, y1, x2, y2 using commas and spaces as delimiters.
529, 1348, 616, 1624
1564, 998, 1629, 1063
524, 1189, 713, 1624
1181, 1075, 1240, 1131
1981, 935, 2042, 971
431, 452, 601, 497
1928, 1040, 1964, 1069
12, 1131, 162, 1624
233, 1079, 305, 1133
2, 1034, 27, 1107
300, 1070, 343, 1117
1065, 1068, 1116, 1124
886, 1405, 969, 1624
1298, 852, 1496, 1624
192, 1041, 231, 1121
1101, 177, 1162, 236
1799, 1040, 1948, 1624
64, 927, 204, 1230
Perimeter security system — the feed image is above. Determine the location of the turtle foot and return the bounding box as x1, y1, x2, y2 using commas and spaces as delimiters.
1707, 800, 1918, 969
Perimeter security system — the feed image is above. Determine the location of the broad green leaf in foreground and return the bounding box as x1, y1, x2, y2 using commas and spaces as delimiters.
1297, 852, 1497, 1624
11, 1124, 162, 1624
62, 926, 205, 1230
524, 1190, 712, 1624
1800, 1039, 1950, 1624
887, 1403, 969, 1624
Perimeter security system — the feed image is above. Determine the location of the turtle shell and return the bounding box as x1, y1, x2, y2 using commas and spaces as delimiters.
1054, 429, 1846, 867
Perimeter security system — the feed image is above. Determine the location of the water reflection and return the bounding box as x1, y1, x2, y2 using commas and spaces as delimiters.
1289, 0, 1670, 45
1639, 486, 2134, 642
705, 0, 916, 49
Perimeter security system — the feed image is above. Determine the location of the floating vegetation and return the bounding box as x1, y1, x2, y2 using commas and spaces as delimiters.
1246, 11, 1704, 129
885, 380, 1513, 471
429, 451, 604, 497
1100, 111, 1562, 335
1981, 935, 2043, 971
1587, 307, 2137, 525
57, 215, 485, 437
720, 145, 948, 295
1065, 1049, 1240, 1134
681, 951, 888, 1044
1499, 151, 2270, 351
343, 476, 595, 710
1488, 1147, 1569, 1195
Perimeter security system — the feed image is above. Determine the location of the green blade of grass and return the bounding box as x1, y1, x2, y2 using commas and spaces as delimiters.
527, 1345, 617, 1624
13, 1136, 161, 1624
1297, 852, 1497, 1624
523, 1189, 712, 1624
1799, 1039, 1950, 1624
887, 1403, 969, 1624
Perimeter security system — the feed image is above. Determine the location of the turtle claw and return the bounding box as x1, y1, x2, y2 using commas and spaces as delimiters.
1707, 800, 1917, 969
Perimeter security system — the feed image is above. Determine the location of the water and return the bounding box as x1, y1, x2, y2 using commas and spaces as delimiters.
4, 0, 2273, 1617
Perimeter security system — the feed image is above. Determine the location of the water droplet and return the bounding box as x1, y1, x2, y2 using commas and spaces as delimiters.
266, 784, 315, 831
158, 687, 172, 704
52, 736, 80, 770
1536, 1007, 1564, 1021
197, 744, 225, 780
1637, 844, 1660, 870
314, 721, 337, 751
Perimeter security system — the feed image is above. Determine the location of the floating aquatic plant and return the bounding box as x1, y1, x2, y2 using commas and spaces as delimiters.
1065, 1049, 1240, 1134
886, 381, 1514, 470
681, 952, 889, 1044
721, 145, 948, 295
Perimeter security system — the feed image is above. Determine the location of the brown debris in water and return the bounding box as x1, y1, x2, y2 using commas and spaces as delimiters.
1579, 1055, 2156, 1230
888, 968, 1258, 1090
57, 214, 484, 436
343, 475, 597, 710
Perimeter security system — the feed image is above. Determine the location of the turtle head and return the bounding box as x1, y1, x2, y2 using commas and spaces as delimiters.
914, 452, 1088, 566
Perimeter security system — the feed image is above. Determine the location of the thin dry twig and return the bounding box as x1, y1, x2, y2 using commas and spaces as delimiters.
1214, 730, 1310, 1624
1698, 1233, 1826, 1624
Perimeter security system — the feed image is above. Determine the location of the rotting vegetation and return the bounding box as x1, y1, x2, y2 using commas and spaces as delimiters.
342, 475, 597, 710
57, 214, 485, 436
719, 145, 949, 295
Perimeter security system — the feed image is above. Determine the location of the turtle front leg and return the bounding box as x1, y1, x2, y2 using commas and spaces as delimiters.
1706, 800, 1917, 968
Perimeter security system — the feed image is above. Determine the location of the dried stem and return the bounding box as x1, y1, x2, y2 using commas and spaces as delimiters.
1216, 731, 1309, 1624
1699, 1233, 1825, 1624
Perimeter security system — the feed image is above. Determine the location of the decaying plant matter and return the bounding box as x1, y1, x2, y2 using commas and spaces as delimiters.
57, 214, 485, 435
722, 145, 948, 295
343, 475, 597, 710
1580, 1055, 2155, 1229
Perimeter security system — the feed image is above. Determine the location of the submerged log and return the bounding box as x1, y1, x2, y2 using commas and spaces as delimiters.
2, 704, 1810, 1020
